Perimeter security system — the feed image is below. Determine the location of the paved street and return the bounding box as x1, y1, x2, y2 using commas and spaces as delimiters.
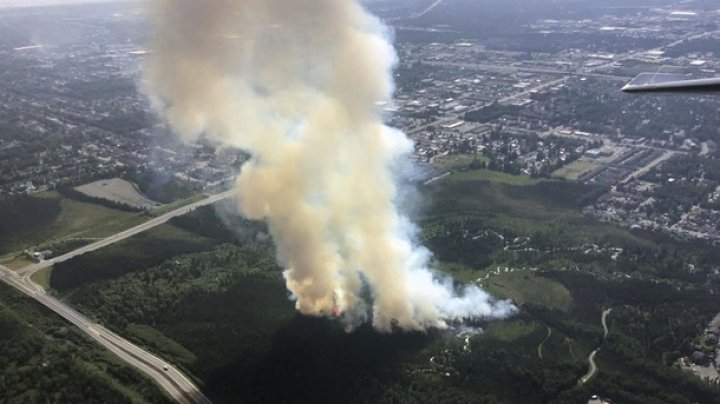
1, 190, 235, 403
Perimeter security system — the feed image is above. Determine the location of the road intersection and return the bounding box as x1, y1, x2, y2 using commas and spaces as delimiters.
0, 190, 235, 403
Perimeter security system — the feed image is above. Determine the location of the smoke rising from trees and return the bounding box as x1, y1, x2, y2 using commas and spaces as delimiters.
143, 0, 514, 331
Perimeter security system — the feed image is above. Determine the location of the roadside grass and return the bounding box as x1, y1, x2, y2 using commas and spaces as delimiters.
0, 191, 140, 256
30, 267, 52, 290
125, 323, 198, 365
75, 214, 149, 239
50, 224, 220, 293
148, 194, 208, 217
2, 256, 35, 270
552, 158, 603, 180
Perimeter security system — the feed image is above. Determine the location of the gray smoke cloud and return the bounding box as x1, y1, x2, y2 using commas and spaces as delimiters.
143, 0, 515, 332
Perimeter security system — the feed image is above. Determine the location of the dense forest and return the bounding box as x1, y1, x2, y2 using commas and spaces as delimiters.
0, 283, 170, 404
50, 224, 220, 292
124, 168, 200, 204
39, 174, 720, 403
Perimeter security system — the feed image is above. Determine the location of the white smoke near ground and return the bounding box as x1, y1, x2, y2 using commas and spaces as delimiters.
142, 0, 516, 332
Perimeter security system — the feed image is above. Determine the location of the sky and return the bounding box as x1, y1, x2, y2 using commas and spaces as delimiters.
0, 0, 135, 8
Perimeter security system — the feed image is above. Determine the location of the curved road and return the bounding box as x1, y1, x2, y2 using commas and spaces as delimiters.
413, 0, 446, 18
1, 190, 235, 403
580, 308, 612, 385
537, 327, 552, 360
388, 0, 447, 22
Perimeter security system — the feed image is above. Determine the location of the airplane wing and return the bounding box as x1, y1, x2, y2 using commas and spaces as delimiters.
622, 73, 720, 93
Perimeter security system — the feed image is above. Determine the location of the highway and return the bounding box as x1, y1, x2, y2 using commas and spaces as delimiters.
423, 61, 632, 82
0, 265, 211, 404
0, 190, 235, 403
500, 77, 570, 104
17, 189, 235, 281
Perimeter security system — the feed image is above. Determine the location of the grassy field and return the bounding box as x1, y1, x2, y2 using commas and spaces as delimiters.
31, 267, 53, 290
484, 319, 541, 341
425, 172, 582, 228
482, 270, 573, 312
431, 153, 489, 172
448, 169, 541, 186
0, 191, 142, 256
552, 159, 603, 180
148, 193, 208, 217
1, 256, 35, 270
424, 171, 649, 249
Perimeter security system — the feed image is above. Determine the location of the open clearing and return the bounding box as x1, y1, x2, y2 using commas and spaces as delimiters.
485, 319, 541, 341
552, 158, 603, 180
75, 178, 160, 209
431, 153, 488, 172
448, 169, 541, 186
483, 270, 573, 312
0, 191, 144, 256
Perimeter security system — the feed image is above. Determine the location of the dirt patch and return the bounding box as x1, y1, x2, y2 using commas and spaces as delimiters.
75, 178, 160, 210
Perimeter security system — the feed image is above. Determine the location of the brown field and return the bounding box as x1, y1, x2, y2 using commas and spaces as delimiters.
552, 158, 603, 181
75, 178, 160, 209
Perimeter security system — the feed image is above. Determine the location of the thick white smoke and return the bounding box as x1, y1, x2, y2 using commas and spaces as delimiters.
143, 0, 515, 331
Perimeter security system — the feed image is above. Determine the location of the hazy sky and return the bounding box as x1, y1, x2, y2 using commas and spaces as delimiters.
0, 0, 135, 8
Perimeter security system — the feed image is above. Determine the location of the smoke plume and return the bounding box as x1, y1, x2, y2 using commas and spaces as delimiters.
143, 0, 515, 331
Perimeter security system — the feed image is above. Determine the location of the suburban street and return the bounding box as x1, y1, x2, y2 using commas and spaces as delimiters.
0, 190, 235, 403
